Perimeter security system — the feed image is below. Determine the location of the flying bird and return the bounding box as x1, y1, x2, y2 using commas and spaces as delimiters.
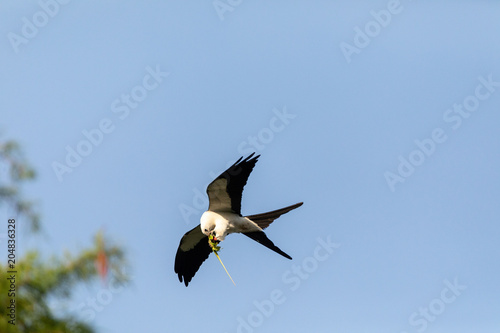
174, 153, 303, 286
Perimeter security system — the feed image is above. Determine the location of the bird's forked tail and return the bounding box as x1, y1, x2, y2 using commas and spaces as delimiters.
242, 202, 302, 260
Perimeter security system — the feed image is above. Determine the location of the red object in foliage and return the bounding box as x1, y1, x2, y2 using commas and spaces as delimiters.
95, 230, 108, 283
96, 250, 108, 283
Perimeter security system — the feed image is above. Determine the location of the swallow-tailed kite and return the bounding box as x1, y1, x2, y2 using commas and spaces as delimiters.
174, 153, 303, 286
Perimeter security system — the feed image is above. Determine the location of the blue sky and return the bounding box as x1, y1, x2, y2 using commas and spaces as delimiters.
1, 1, 500, 332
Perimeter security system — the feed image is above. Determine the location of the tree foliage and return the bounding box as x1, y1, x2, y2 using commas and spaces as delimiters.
0, 138, 129, 332
0, 139, 39, 232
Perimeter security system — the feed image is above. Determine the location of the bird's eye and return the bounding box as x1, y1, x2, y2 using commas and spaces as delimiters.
204, 229, 208, 232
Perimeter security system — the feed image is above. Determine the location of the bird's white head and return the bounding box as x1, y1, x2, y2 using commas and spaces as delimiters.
200, 211, 216, 237
200, 211, 229, 241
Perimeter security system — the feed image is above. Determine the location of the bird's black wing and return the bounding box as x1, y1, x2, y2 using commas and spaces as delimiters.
243, 231, 292, 260
174, 225, 211, 286
206, 153, 259, 215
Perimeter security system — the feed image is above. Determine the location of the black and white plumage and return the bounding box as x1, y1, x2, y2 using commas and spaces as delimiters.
174, 153, 303, 286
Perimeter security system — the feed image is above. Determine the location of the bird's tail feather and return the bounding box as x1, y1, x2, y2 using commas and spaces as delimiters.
245, 202, 303, 230
242, 231, 292, 259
